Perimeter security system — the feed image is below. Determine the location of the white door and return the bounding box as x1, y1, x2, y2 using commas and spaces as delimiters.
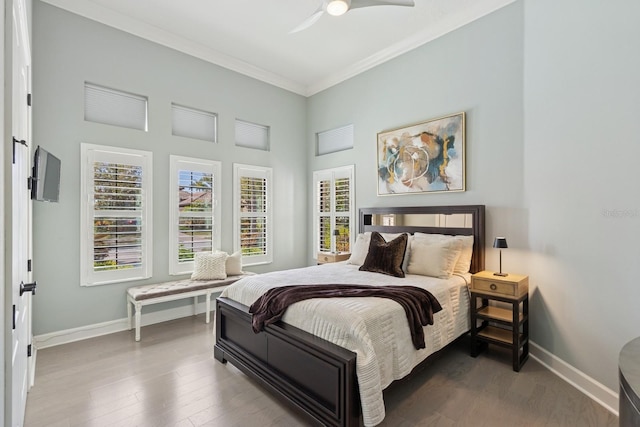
10, 0, 33, 425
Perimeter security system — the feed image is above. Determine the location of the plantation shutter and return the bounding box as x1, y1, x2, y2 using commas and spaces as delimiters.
169, 156, 221, 275
313, 165, 354, 256
234, 164, 272, 265
334, 173, 351, 253
81, 144, 152, 286
317, 177, 331, 252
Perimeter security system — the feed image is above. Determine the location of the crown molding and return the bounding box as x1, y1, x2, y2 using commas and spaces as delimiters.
40, 0, 307, 96
306, 0, 516, 96
41, 0, 515, 98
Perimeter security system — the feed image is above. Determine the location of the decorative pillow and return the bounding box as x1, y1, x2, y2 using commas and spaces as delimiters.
359, 232, 408, 278
346, 232, 371, 266
225, 250, 243, 276
407, 239, 462, 279
347, 232, 411, 271
413, 233, 474, 274
381, 232, 411, 272
191, 251, 228, 280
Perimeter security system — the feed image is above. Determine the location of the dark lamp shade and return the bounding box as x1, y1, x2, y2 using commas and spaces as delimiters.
333, 229, 340, 236
493, 237, 508, 249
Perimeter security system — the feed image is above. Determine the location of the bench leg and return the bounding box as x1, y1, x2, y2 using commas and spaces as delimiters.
206, 291, 212, 324
193, 296, 198, 317
134, 302, 141, 342
127, 298, 132, 330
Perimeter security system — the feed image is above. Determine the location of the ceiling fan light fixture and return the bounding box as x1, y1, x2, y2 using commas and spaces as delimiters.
326, 0, 349, 16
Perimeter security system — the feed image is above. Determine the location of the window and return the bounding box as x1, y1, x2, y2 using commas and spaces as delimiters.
84, 82, 148, 131
169, 156, 221, 275
313, 165, 354, 256
80, 144, 152, 286
233, 164, 272, 265
316, 124, 354, 155
235, 119, 270, 151
171, 104, 217, 142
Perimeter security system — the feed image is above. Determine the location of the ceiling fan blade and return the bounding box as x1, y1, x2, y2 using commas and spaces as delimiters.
350, 0, 415, 10
290, 8, 325, 33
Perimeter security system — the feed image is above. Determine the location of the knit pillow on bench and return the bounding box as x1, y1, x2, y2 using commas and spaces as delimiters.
191, 252, 228, 280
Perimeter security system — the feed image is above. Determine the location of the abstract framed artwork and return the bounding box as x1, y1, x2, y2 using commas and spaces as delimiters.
377, 112, 465, 195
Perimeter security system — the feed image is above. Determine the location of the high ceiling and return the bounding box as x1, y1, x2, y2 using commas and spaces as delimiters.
41, 0, 515, 96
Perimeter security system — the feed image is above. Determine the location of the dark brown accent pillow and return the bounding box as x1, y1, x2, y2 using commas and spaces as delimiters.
359, 231, 408, 278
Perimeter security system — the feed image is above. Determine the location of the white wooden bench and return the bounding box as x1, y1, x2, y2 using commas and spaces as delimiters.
126, 273, 255, 341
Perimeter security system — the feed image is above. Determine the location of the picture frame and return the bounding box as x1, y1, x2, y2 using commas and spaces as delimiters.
376, 112, 465, 195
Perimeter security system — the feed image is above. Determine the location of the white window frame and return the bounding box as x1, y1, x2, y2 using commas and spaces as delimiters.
169, 156, 221, 275
80, 143, 153, 286
313, 165, 355, 258
233, 164, 273, 266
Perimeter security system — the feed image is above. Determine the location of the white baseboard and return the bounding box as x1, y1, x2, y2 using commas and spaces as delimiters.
33, 301, 212, 349
530, 341, 618, 415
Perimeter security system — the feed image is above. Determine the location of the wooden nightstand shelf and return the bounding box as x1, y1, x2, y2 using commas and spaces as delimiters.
317, 252, 350, 264
470, 271, 529, 372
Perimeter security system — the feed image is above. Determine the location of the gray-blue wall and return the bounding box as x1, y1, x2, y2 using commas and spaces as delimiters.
32, 2, 307, 334
523, 0, 640, 393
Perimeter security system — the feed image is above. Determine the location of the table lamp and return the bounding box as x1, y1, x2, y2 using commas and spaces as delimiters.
493, 237, 508, 276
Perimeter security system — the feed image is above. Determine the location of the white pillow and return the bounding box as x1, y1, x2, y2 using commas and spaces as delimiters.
191, 252, 228, 280
346, 232, 371, 266
407, 239, 461, 279
413, 233, 474, 274
225, 250, 243, 276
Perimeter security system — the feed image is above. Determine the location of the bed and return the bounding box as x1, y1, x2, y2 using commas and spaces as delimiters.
215, 205, 485, 426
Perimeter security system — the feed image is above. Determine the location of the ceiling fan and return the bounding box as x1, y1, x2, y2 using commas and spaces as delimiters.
290, 0, 416, 33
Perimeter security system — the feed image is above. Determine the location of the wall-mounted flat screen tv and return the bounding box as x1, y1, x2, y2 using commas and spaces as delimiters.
31, 146, 61, 203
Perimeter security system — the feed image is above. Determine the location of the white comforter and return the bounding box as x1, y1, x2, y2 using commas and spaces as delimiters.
221, 263, 470, 426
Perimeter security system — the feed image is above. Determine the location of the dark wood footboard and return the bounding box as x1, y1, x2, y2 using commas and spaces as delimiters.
215, 297, 360, 427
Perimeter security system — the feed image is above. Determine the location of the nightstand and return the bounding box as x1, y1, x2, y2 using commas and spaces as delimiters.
317, 252, 350, 264
470, 270, 529, 372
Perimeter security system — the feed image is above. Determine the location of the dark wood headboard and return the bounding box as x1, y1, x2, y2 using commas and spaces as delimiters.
359, 205, 485, 274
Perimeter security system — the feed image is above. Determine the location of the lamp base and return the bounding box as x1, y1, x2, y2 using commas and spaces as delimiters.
493, 272, 509, 277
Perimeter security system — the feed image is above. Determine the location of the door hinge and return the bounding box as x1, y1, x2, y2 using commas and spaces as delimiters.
27, 259, 32, 272
12, 305, 16, 330
27, 344, 32, 357
12, 136, 28, 164
27, 93, 32, 106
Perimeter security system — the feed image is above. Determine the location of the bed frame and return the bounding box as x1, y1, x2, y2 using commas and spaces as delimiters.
215, 205, 485, 426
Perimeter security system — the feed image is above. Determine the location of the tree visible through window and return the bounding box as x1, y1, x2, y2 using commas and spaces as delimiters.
234, 164, 272, 265
178, 170, 213, 262
169, 156, 221, 275
92, 162, 143, 271
314, 166, 354, 255
81, 144, 152, 286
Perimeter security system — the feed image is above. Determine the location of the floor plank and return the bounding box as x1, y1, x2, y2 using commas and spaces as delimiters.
25, 315, 618, 426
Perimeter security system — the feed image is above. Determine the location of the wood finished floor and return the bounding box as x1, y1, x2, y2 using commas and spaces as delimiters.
25, 315, 618, 427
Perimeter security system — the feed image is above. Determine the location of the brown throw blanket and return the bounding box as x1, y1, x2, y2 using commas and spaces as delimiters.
248, 284, 442, 350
